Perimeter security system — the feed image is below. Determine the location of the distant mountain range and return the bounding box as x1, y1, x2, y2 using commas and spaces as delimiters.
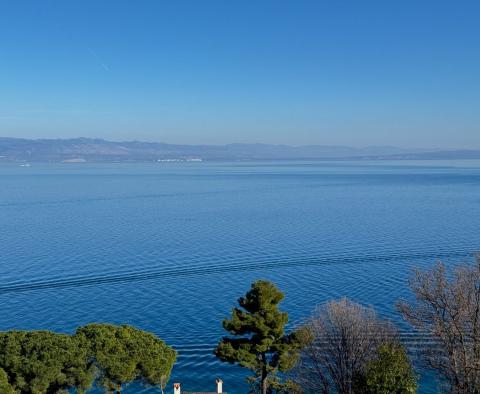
0, 137, 479, 162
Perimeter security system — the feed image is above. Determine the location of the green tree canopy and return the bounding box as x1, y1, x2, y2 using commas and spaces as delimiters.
0, 368, 15, 394
0, 330, 94, 394
76, 323, 176, 393
215, 280, 307, 394
0, 324, 176, 394
355, 343, 417, 394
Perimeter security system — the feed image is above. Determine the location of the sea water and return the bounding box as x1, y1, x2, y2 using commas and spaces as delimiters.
1, 160, 479, 393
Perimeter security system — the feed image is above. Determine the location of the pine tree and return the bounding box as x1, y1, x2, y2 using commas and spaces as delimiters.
215, 280, 307, 394
76, 323, 177, 393
0, 368, 14, 394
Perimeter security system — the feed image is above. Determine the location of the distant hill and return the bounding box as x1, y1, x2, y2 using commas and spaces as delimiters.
0, 137, 478, 162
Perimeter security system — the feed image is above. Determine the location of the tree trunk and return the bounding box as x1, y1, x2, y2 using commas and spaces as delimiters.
261, 371, 267, 394
261, 352, 268, 394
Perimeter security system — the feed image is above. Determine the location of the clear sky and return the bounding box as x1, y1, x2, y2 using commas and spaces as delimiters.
0, 1, 479, 148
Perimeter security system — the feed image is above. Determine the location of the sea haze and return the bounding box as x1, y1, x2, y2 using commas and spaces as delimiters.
2, 137, 480, 162
0, 160, 479, 393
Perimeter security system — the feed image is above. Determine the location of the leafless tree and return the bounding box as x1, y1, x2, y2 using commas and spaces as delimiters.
397, 256, 480, 393
294, 298, 397, 394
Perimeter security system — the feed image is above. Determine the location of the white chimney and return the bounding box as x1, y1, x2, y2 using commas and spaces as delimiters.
216, 378, 223, 394
173, 383, 181, 394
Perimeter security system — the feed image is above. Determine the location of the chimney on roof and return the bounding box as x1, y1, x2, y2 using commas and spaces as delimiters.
216, 378, 223, 393
173, 382, 181, 394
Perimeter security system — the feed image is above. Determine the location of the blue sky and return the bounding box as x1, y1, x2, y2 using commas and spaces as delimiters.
0, 1, 479, 148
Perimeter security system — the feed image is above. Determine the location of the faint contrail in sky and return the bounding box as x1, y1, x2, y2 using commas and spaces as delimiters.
88, 47, 110, 72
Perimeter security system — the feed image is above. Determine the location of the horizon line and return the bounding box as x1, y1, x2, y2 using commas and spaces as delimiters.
2, 136, 478, 152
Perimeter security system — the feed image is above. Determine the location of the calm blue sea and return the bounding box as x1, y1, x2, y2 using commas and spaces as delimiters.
1, 160, 479, 393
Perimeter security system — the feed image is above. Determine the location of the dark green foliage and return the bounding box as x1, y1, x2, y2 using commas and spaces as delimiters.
0, 324, 176, 394
354, 343, 417, 394
215, 280, 307, 394
0, 330, 94, 394
248, 377, 303, 394
77, 324, 176, 392
0, 368, 14, 394
268, 377, 303, 394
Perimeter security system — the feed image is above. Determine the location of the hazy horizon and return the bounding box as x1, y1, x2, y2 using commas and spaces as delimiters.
1, 135, 479, 151
1, 1, 479, 149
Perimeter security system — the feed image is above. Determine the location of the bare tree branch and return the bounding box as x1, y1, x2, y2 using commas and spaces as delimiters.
397, 256, 480, 394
